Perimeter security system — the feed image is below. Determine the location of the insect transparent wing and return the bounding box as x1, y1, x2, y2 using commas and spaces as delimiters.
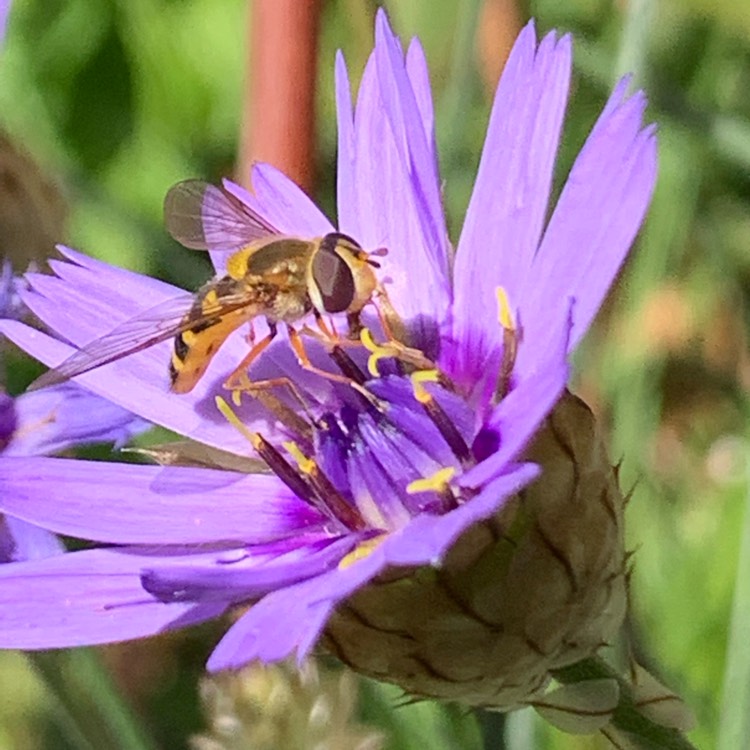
29, 290, 257, 391
164, 180, 281, 252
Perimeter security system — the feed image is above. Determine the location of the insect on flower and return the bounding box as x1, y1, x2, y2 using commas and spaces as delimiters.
31, 180, 388, 395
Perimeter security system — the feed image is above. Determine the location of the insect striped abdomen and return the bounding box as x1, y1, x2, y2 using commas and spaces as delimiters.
169, 281, 256, 394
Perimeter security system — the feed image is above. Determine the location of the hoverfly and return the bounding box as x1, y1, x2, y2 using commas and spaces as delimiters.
31, 180, 385, 394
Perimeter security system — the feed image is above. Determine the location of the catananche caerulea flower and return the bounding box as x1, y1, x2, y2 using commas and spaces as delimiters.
0, 261, 151, 563
0, 14, 656, 706
0, 385, 151, 562
0, 260, 21, 320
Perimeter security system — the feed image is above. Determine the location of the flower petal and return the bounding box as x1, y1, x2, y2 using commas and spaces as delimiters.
517, 82, 657, 376
349, 19, 450, 354
0, 457, 324, 544
0, 0, 10, 43
450, 23, 572, 390
405, 38, 436, 160
0, 516, 64, 563
0, 258, 23, 320
207, 555, 383, 669
248, 163, 334, 236
0, 318, 259, 456
335, 51, 358, 236
207, 460, 537, 669
461, 307, 572, 488
4, 248, 319, 452
0, 547, 226, 649
3, 383, 149, 456
142, 534, 357, 604
374, 12, 447, 276
0, 391, 15, 446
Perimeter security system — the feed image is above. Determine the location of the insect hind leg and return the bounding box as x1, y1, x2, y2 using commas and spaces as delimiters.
223, 321, 278, 392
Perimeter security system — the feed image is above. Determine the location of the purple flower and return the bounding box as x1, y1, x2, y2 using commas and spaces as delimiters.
0, 259, 151, 561
0, 1, 9, 44
0, 383, 150, 562
0, 14, 656, 671
0, 259, 24, 321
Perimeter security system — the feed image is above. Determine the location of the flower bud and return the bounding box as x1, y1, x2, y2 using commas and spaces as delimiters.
323, 391, 627, 709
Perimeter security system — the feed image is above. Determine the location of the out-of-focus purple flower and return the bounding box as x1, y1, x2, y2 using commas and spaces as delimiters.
0, 259, 150, 561
0, 13, 656, 680
0, 1, 10, 44
0, 259, 24, 321
0, 382, 149, 562
0, 384, 149, 562
1, 382, 149, 456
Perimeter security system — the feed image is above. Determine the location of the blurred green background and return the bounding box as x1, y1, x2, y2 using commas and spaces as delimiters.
0, 0, 748, 748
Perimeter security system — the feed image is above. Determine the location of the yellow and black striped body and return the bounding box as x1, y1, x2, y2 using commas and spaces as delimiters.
169, 239, 314, 393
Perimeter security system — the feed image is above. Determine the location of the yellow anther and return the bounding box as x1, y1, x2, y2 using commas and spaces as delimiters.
406, 466, 456, 494
231, 388, 243, 407
215, 396, 257, 447
410, 369, 441, 404
339, 535, 387, 569
283, 441, 316, 475
496, 287, 515, 331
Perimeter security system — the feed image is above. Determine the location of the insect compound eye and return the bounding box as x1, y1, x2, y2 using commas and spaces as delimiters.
312, 234, 357, 313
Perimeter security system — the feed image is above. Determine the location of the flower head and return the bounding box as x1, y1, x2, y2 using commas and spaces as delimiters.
0, 382, 150, 562
0, 259, 24, 321
0, 13, 656, 708
0, 259, 150, 561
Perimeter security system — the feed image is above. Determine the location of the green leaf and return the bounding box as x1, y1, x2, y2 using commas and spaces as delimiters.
62, 22, 134, 171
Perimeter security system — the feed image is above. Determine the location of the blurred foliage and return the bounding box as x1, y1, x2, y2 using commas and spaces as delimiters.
0, 0, 748, 748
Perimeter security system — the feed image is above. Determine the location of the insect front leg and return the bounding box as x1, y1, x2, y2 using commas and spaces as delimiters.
287, 325, 383, 408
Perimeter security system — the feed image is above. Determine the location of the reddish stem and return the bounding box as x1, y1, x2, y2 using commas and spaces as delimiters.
239, 0, 323, 193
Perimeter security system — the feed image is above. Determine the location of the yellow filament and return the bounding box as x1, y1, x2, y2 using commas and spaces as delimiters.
406, 466, 456, 494
339, 535, 387, 569
283, 441, 316, 475
496, 287, 515, 331
409, 369, 441, 404
215, 396, 258, 448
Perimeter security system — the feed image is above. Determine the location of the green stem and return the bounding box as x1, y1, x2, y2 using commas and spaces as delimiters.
613, 0, 653, 84
28, 649, 158, 750
476, 707, 507, 750
436, 0, 483, 159
551, 657, 698, 750
716, 447, 750, 750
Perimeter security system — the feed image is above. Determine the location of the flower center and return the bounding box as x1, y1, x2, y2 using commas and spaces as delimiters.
220, 337, 485, 537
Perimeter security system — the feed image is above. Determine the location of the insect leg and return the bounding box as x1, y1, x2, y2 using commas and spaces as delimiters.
313, 309, 338, 340
287, 325, 383, 407
233, 376, 317, 439
360, 290, 457, 391
223, 321, 278, 391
